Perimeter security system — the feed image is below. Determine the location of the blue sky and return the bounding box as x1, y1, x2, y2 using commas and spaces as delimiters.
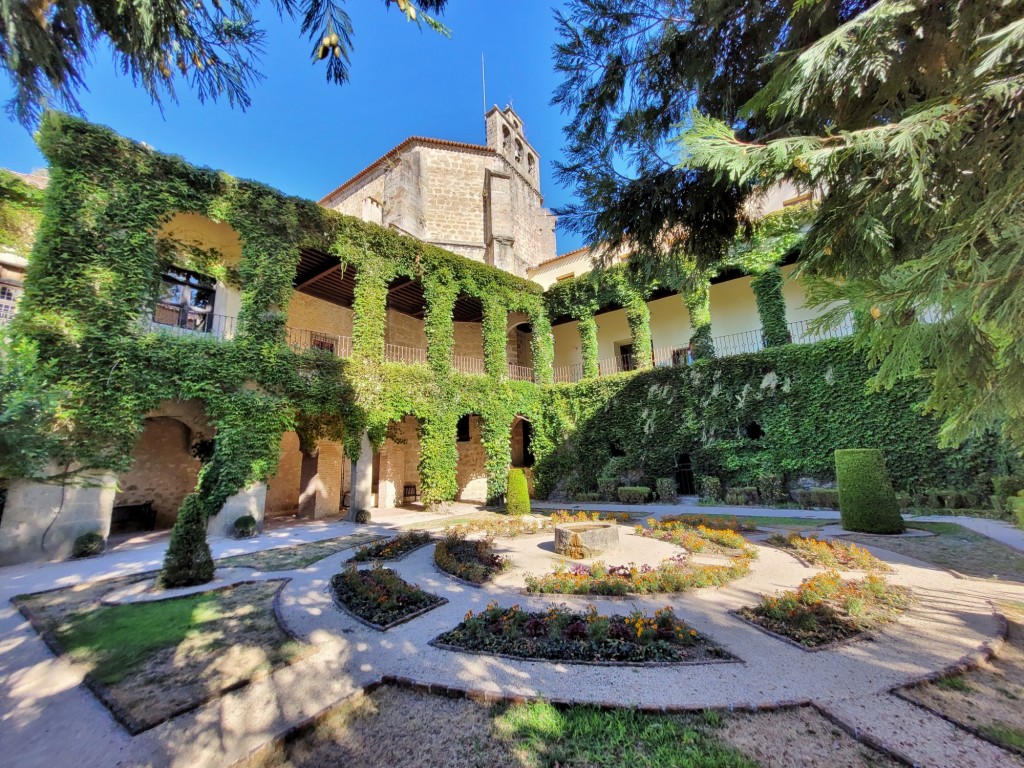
0, 2, 587, 252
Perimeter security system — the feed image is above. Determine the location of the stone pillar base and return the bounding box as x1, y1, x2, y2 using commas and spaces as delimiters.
0, 470, 117, 566
349, 432, 375, 520
207, 483, 267, 538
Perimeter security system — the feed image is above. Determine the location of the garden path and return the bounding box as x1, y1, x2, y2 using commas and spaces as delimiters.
1, 514, 1022, 768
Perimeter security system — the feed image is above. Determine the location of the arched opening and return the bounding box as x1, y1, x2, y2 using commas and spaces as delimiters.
527, 153, 536, 176
385, 277, 428, 364
452, 292, 485, 374
502, 125, 511, 153
114, 400, 213, 533
514, 139, 524, 165
455, 414, 487, 502
675, 453, 697, 496
507, 313, 534, 381
289, 247, 357, 357
511, 415, 534, 469
377, 415, 423, 507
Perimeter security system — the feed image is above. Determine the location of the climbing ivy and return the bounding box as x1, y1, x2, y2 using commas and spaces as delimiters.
0, 170, 45, 256
750, 268, 791, 347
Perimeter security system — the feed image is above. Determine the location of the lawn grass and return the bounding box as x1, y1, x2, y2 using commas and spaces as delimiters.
16, 580, 309, 732
217, 532, 383, 571
399, 511, 513, 532
846, 522, 1024, 582
493, 700, 756, 768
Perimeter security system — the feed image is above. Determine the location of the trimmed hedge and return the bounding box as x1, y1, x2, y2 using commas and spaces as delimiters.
795, 488, 840, 510
506, 468, 531, 516
835, 449, 905, 534
655, 477, 677, 503
700, 476, 723, 502
617, 486, 650, 504
233, 515, 257, 539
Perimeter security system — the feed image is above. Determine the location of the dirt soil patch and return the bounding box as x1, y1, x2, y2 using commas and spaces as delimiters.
899, 602, 1024, 754
845, 522, 1024, 583
217, 532, 383, 571
718, 705, 902, 767
15, 579, 311, 733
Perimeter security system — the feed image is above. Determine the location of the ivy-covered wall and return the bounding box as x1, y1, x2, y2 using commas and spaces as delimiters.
533, 338, 1010, 497
0, 169, 44, 256
1, 114, 550, 524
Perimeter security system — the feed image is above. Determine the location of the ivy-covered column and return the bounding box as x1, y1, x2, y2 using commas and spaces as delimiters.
423, 276, 456, 376
418, 411, 459, 506
684, 280, 716, 360
481, 415, 513, 504
351, 259, 390, 363
624, 297, 653, 370
751, 267, 792, 347
577, 315, 599, 379
528, 308, 554, 385
482, 297, 508, 380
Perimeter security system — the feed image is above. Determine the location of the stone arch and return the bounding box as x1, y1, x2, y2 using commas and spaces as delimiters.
506, 312, 534, 380
510, 414, 534, 469
115, 399, 213, 530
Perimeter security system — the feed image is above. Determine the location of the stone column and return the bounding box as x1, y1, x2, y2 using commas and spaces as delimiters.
298, 439, 344, 519
0, 467, 117, 565
349, 431, 375, 516
207, 483, 267, 538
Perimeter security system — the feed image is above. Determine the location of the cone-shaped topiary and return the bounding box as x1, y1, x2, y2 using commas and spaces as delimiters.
160, 493, 215, 587
506, 468, 531, 516
835, 449, 905, 534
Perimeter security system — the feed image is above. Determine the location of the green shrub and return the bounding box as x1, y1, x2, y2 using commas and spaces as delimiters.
160, 494, 215, 588
506, 468, 531, 516
233, 515, 257, 539
655, 477, 677, 504
699, 476, 723, 502
993, 476, 1024, 517
72, 531, 105, 558
617, 486, 650, 504
575, 492, 603, 503
1009, 493, 1024, 530
597, 476, 618, 501
835, 449, 905, 534
755, 473, 786, 506
724, 486, 758, 506
354, 509, 372, 524
795, 488, 840, 510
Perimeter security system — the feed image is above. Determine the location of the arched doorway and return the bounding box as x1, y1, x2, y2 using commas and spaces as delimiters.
675, 453, 697, 496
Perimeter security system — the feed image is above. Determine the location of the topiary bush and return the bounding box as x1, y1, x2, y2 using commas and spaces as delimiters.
655, 477, 677, 504
72, 531, 105, 558
574, 492, 603, 503
233, 515, 257, 539
161, 494, 215, 588
725, 486, 759, 505
699, 475, 723, 502
354, 508, 372, 524
506, 468, 531, 516
616, 486, 650, 504
835, 449, 905, 534
597, 476, 618, 501
755, 473, 786, 506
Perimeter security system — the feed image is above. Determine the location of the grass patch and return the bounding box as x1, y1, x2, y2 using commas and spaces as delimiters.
980, 723, 1024, 751
400, 510, 514, 532
847, 522, 1024, 583
217, 532, 383, 571
739, 571, 911, 648
494, 700, 756, 767
934, 674, 973, 693
434, 602, 732, 664
15, 580, 309, 732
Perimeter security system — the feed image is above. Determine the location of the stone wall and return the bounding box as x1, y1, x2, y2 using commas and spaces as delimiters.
114, 417, 203, 528
377, 415, 422, 508
456, 415, 487, 502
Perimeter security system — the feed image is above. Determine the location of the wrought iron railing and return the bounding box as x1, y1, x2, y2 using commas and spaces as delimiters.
386, 343, 428, 365
148, 313, 238, 340
786, 315, 855, 344
452, 355, 486, 375
286, 327, 353, 357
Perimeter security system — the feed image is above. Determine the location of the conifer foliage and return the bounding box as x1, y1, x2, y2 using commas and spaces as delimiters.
0, 0, 449, 126
681, 0, 1024, 449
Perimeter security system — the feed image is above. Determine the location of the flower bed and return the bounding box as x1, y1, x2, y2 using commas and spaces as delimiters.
525, 555, 750, 595
658, 513, 759, 532
551, 510, 632, 524
769, 532, 892, 572
737, 571, 911, 648
350, 531, 432, 562
442, 511, 630, 540
433, 603, 733, 664
637, 520, 757, 556
330, 566, 445, 629
434, 533, 511, 584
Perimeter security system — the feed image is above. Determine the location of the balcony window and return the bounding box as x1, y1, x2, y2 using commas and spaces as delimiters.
153, 267, 215, 332
0, 284, 19, 323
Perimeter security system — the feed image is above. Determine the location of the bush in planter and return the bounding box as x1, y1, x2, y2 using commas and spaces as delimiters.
233, 515, 258, 539
575, 492, 603, 503
597, 476, 618, 501
72, 531, 105, 558
617, 486, 650, 504
835, 449, 905, 534
699, 475, 723, 503
755, 473, 786, 506
655, 477, 677, 504
506, 468, 531, 516
724, 486, 759, 505
354, 509, 372, 524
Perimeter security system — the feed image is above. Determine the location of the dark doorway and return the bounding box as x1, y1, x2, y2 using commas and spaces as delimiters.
619, 344, 635, 372
676, 454, 696, 495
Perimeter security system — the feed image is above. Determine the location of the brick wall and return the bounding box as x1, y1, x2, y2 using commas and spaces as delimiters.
265, 431, 301, 517
385, 309, 427, 350
287, 293, 353, 337
378, 415, 421, 507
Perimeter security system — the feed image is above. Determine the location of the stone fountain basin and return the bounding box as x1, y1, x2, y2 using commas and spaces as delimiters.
554, 522, 620, 559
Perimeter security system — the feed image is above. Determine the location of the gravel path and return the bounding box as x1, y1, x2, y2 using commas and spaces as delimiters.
1, 516, 1021, 768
